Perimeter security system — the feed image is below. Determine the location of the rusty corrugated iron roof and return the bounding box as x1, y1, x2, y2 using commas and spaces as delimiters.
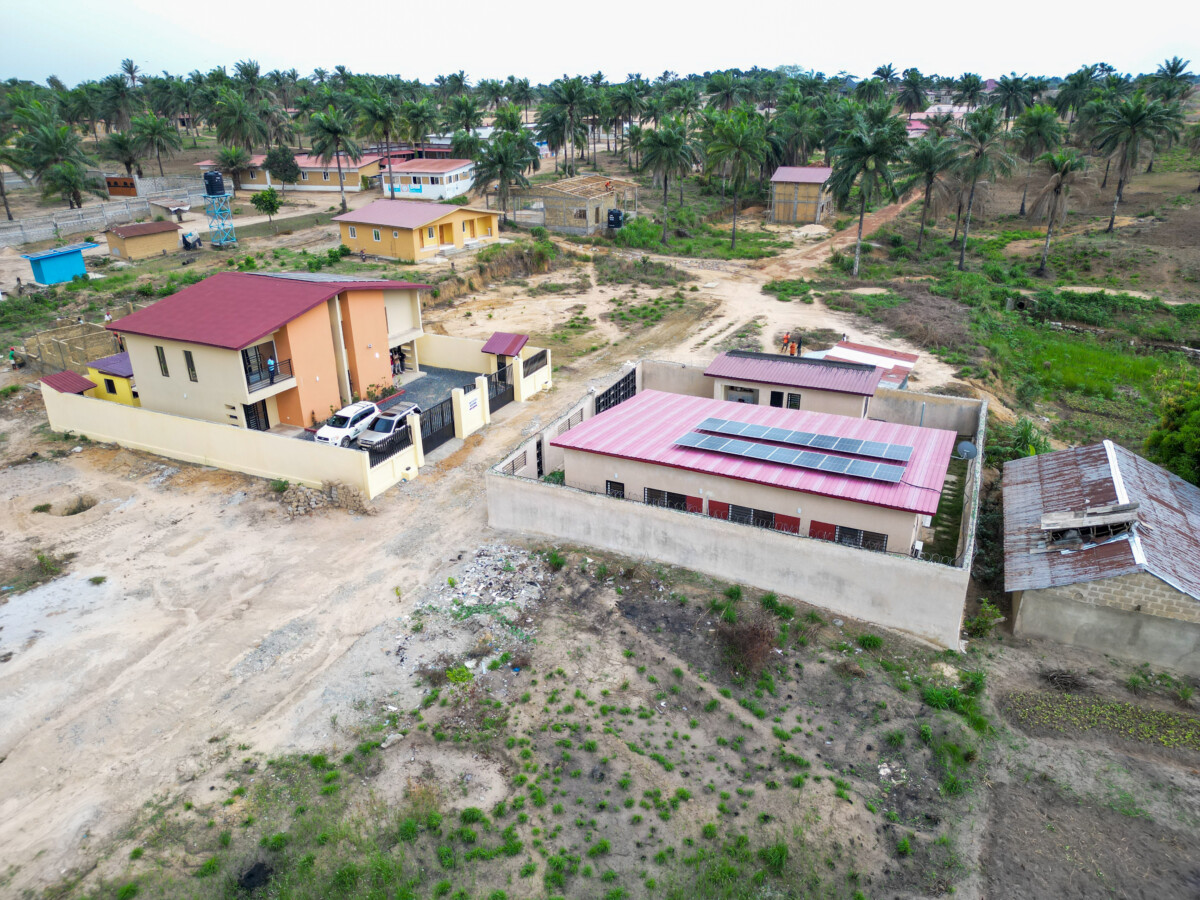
1003, 441, 1200, 600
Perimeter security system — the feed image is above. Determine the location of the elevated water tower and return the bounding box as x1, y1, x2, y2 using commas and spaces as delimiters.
202, 170, 237, 247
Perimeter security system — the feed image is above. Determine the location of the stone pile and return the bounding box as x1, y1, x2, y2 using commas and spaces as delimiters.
278, 480, 374, 517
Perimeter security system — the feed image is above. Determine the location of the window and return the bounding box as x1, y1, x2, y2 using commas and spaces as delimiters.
462, 222, 467, 232
348, 225, 357, 239
372, 229, 381, 242
644, 488, 700, 512
156, 346, 169, 377
248, 170, 256, 180
769, 391, 784, 408
606, 480, 625, 499
104, 378, 116, 394
392, 230, 399, 238
787, 393, 802, 410
322, 171, 330, 181
833, 526, 888, 552
595, 206, 600, 223
184, 350, 198, 382
301, 172, 309, 180
427, 227, 435, 238
431, 177, 441, 185
729, 505, 776, 529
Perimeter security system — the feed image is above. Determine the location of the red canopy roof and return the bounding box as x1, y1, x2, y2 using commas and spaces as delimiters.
108, 272, 432, 351
551, 390, 955, 516
705, 351, 883, 396
42, 370, 96, 394
481, 332, 529, 357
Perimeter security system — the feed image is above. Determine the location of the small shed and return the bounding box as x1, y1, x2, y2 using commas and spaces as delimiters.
41, 369, 97, 395
105, 222, 181, 260
21, 242, 98, 285
85, 351, 140, 406
503, 175, 638, 235
149, 199, 191, 222
768, 167, 833, 225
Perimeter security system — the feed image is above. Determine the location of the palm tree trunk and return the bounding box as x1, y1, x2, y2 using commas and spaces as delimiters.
385, 133, 394, 198
730, 189, 740, 250
852, 194, 866, 276
0, 179, 11, 221
957, 178, 979, 271
1101, 158, 1110, 189
951, 194, 963, 245
157, 150, 164, 177
661, 174, 670, 245
917, 182, 932, 251
1019, 160, 1030, 217
335, 152, 347, 213
1106, 177, 1123, 233
1037, 199, 1057, 276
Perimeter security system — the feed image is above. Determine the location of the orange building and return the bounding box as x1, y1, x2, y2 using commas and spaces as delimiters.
108, 272, 430, 431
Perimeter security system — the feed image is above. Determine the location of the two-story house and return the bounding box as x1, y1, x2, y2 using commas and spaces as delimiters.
107, 272, 430, 431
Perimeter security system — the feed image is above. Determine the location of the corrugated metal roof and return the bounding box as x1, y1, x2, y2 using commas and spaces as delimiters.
107, 222, 179, 239
704, 351, 882, 396
88, 351, 134, 378
109, 272, 431, 351
391, 158, 473, 173
771, 166, 833, 184
42, 370, 96, 394
481, 332, 529, 357
333, 199, 490, 230
21, 242, 98, 261
550, 390, 955, 515
1003, 442, 1200, 600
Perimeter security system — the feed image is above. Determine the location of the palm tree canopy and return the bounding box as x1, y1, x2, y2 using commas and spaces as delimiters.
1028, 148, 1090, 224
308, 106, 363, 164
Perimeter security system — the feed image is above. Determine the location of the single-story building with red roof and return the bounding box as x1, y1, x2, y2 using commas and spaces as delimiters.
382, 158, 475, 201
768, 166, 833, 225
703, 350, 884, 417
334, 199, 499, 261
105, 222, 180, 260
804, 340, 919, 389
196, 153, 385, 193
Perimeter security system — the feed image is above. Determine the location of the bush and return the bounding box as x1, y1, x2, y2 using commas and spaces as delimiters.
546, 550, 566, 571
856, 634, 883, 651
269, 478, 289, 493
719, 614, 778, 674
530, 226, 548, 240
963, 599, 1005, 638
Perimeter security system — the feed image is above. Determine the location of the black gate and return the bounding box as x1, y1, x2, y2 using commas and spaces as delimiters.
487, 364, 515, 411
420, 396, 455, 453
595, 369, 636, 415
243, 400, 269, 431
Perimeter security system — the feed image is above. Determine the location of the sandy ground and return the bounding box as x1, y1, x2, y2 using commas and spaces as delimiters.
0, 191, 966, 894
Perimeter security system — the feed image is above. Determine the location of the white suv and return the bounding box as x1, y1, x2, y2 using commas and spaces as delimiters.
315, 401, 380, 447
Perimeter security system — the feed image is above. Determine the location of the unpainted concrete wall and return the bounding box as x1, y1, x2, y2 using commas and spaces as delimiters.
487, 472, 967, 647
1015, 574, 1200, 675
640, 359, 710, 398
870, 387, 983, 436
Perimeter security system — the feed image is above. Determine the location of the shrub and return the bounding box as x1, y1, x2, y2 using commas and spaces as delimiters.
547, 550, 566, 571
193, 857, 220, 878
116, 884, 139, 900
963, 599, 1005, 638
530, 226, 548, 240
896, 836, 912, 857
587, 839, 611, 857
269, 478, 289, 493
719, 614, 778, 674
757, 841, 789, 875
261, 832, 289, 851
32, 503, 51, 513
398, 818, 419, 842
884, 729, 906, 749
856, 634, 883, 651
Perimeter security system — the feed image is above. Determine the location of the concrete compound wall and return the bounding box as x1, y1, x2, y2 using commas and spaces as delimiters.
41, 386, 418, 500
640, 359, 710, 398
487, 472, 967, 647
414, 333, 498, 374
870, 387, 983, 436
1015, 573, 1200, 675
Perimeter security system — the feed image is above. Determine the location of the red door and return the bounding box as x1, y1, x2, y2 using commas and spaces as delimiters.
774, 514, 801, 534
809, 520, 836, 541
708, 500, 730, 520
685, 495, 703, 514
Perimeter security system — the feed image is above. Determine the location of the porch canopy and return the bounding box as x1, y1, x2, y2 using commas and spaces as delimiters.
481, 332, 529, 357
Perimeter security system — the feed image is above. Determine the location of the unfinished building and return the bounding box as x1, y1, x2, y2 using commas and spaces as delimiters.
497, 175, 638, 235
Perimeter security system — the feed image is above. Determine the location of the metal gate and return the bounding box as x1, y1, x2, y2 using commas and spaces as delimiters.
487, 364, 515, 411
419, 396, 455, 453
595, 369, 636, 415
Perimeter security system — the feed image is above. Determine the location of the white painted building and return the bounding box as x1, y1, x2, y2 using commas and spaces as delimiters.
383, 159, 475, 201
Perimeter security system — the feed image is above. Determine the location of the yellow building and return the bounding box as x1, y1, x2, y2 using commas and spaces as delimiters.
197, 153, 385, 193
105, 221, 181, 260
85, 351, 140, 406
334, 200, 499, 262
768, 166, 833, 225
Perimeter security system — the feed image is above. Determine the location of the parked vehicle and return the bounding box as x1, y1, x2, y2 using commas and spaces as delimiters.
315, 401, 380, 447
357, 403, 421, 451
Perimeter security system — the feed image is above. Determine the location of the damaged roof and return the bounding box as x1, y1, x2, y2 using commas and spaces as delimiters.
1003, 441, 1200, 600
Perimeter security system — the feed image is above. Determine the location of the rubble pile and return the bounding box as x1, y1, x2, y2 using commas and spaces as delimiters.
278, 480, 374, 517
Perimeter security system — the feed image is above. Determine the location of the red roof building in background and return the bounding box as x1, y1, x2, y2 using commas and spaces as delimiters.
705, 350, 883, 396
805, 340, 919, 389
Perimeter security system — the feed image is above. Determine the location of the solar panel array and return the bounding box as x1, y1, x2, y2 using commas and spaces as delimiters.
696, 417, 913, 463
674, 432, 906, 484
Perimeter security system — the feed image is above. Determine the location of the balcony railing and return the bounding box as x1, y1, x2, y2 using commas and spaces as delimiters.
246, 358, 293, 392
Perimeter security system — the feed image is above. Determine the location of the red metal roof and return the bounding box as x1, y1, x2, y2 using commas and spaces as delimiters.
88, 351, 134, 378
705, 351, 883, 396
1004, 442, 1200, 600
107, 222, 179, 238
821, 342, 917, 389
42, 370, 96, 394
391, 158, 474, 173
771, 166, 833, 185
108, 272, 432, 351
550, 390, 955, 515
195, 153, 381, 170
481, 332, 529, 357
333, 199, 490, 230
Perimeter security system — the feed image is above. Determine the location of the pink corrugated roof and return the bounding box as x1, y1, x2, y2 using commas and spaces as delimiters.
771, 166, 833, 184
482, 332, 529, 356
551, 390, 955, 515
333, 199, 491, 230
42, 371, 96, 394
391, 158, 473, 173
109, 272, 432, 351
705, 351, 882, 396
1004, 442, 1200, 600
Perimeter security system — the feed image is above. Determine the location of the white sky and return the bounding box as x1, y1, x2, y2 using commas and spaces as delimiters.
1, 0, 1186, 87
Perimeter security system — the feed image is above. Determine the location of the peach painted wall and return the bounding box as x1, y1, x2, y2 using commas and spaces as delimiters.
339, 290, 392, 399
274, 301, 342, 427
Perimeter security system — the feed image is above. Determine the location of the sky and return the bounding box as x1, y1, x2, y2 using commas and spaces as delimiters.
1, 0, 1187, 88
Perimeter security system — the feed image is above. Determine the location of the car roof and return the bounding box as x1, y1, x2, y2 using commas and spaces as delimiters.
337, 401, 377, 414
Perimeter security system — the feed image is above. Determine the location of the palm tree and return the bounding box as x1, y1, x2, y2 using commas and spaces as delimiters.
402, 98, 440, 157
897, 134, 958, 251
308, 106, 362, 212
1148, 56, 1193, 102
100, 73, 137, 131
476, 79, 507, 110
534, 106, 566, 173
611, 82, 646, 153
103, 131, 144, 177
706, 73, 749, 111
827, 115, 906, 274
1028, 149, 1090, 275
873, 64, 898, 87
854, 79, 887, 105
473, 130, 539, 223
640, 120, 697, 244
215, 145, 252, 191
705, 111, 767, 250
40, 162, 107, 209
924, 112, 956, 137
0, 136, 28, 220
952, 73, 985, 110
493, 103, 524, 135
212, 88, 268, 151
1055, 66, 1099, 124
626, 123, 644, 169
19, 121, 98, 187
542, 76, 589, 176
1011, 104, 1063, 215
895, 69, 928, 119
990, 74, 1032, 126
442, 95, 484, 135
357, 93, 401, 197
1094, 94, 1182, 232
132, 114, 182, 176
508, 77, 535, 123
121, 58, 140, 87
450, 129, 484, 160
775, 103, 822, 166
950, 105, 1016, 270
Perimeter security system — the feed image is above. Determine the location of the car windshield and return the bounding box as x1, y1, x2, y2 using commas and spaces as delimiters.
327, 415, 350, 429
369, 418, 396, 433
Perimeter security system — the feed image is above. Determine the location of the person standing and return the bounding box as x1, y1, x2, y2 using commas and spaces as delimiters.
267, 355, 276, 384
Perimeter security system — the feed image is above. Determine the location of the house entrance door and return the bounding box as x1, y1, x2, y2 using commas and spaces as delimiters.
244, 399, 269, 431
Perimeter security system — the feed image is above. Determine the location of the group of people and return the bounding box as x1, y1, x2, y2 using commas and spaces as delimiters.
389, 347, 408, 377
779, 332, 850, 356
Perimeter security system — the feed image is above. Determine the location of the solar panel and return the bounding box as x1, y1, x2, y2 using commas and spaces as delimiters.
695, 417, 914, 465
673, 429, 909, 485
